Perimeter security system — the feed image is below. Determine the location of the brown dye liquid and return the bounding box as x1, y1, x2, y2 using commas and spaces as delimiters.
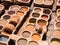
9, 21, 17, 27
35, 0, 43, 4
43, 9, 51, 14
0, 25, 3, 29
16, 11, 24, 17
32, 33, 41, 41
34, 8, 41, 12
20, 7, 28, 12
29, 18, 36, 23
25, 24, 35, 31
4, 24, 15, 34
3, 15, 10, 20
9, 16, 20, 26
57, 10, 60, 16
37, 19, 47, 26
32, 13, 40, 17
0, 19, 8, 26
10, 16, 20, 24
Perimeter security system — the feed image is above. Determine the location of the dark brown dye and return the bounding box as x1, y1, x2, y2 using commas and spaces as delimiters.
0, 25, 3, 29
36, 28, 43, 34
9, 16, 20, 27
57, 16, 60, 21
58, 10, 60, 14
8, 39, 15, 45
8, 11, 15, 15
9, 21, 17, 27
3, 15, 10, 20
29, 18, 36, 23
0, 35, 9, 42
58, 10, 60, 12
32, 13, 40, 17
37, 19, 47, 26
43, 9, 51, 14
3, 24, 15, 34
3, 28, 13, 34
56, 22, 60, 28
22, 0, 29, 2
